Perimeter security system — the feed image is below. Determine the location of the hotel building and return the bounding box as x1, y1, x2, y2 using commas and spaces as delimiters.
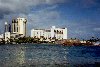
4, 18, 27, 42
31, 26, 67, 41
12, 18, 27, 37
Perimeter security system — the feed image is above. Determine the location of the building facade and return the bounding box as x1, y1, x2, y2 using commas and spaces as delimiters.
5, 32, 10, 42
31, 26, 67, 41
31, 29, 51, 39
0, 34, 4, 39
12, 18, 27, 36
51, 26, 67, 40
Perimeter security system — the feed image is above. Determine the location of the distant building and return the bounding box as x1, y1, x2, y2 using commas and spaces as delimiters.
0, 34, 4, 42
5, 22, 11, 32
80, 40, 86, 44
31, 26, 67, 41
5, 22, 8, 32
31, 29, 51, 39
5, 32, 10, 42
8, 24, 11, 32
12, 18, 27, 37
51, 26, 67, 40
4, 22, 11, 42
93, 42, 100, 46
0, 34, 4, 39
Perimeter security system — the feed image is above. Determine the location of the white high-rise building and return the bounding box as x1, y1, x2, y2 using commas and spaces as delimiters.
31, 26, 67, 41
12, 18, 27, 36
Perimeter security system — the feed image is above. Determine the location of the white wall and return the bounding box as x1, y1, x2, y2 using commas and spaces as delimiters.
5, 32, 10, 41
63, 28, 67, 39
51, 26, 67, 39
17, 18, 25, 36
31, 29, 44, 38
0, 34, 4, 38
12, 18, 27, 37
44, 32, 51, 39
51, 26, 55, 38
31, 26, 68, 40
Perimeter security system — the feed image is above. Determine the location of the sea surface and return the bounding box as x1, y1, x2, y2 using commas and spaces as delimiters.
0, 44, 100, 67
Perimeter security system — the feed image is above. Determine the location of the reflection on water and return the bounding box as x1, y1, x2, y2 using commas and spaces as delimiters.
0, 45, 26, 67
0, 44, 100, 67
15, 46, 25, 65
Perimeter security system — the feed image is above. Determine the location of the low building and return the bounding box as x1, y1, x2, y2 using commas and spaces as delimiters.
31, 29, 51, 40
0, 34, 4, 39
0, 34, 4, 42
5, 32, 10, 42
93, 42, 100, 46
51, 26, 67, 40
31, 26, 67, 41
80, 41, 87, 44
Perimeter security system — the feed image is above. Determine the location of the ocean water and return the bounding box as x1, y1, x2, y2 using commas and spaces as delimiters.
0, 44, 100, 67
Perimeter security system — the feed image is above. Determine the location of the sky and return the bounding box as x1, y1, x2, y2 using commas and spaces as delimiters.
0, 0, 100, 39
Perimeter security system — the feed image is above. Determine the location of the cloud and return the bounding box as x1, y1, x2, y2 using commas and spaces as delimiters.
94, 28, 100, 31
45, 0, 67, 4
81, 0, 98, 8
0, 4, 62, 35
0, 0, 67, 33
26, 7, 62, 35
0, 0, 67, 19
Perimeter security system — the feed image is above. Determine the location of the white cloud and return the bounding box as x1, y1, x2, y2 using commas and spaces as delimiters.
26, 8, 61, 35
0, 4, 62, 35
94, 28, 100, 31
0, 0, 67, 34
0, 0, 66, 13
